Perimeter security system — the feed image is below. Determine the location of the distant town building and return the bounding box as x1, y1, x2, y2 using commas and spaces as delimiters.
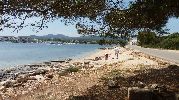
0, 36, 16, 41
18, 36, 33, 43
129, 37, 138, 45
0, 36, 34, 43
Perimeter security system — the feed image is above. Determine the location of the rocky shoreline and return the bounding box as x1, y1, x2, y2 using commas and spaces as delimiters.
0, 58, 83, 99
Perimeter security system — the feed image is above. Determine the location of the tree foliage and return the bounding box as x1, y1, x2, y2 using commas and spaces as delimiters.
137, 31, 157, 46
138, 32, 179, 50
0, 0, 179, 36
159, 33, 179, 50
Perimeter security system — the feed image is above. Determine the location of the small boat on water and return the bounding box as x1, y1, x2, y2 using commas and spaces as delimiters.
50, 42, 64, 45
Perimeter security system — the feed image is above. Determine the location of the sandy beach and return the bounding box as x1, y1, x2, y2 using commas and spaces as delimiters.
0, 46, 178, 100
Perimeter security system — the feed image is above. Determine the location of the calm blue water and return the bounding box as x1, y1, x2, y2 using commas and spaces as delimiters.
0, 42, 105, 68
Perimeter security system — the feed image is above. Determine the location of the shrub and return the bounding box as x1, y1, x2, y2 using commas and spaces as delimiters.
137, 31, 157, 46
101, 70, 122, 80
58, 66, 79, 77
98, 39, 127, 47
138, 32, 179, 50
160, 37, 179, 49
65, 66, 79, 73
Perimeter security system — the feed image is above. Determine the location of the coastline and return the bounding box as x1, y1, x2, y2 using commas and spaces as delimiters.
0, 46, 176, 100
0, 45, 113, 86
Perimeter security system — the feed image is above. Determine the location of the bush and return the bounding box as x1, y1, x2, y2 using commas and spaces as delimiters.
160, 37, 179, 49
98, 39, 127, 47
65, 66, 79, 73
101, 70, 122, 80
118, 39, 127, 47
137, 31, 157, 46
138, 32, 179, 50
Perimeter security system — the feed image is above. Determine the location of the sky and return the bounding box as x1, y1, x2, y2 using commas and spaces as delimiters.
165, 18, 179, 33
0, 17, 178, 37
0, 19, 80, 37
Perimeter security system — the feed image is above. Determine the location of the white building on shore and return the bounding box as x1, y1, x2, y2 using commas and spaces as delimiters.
129, 37, 138, 45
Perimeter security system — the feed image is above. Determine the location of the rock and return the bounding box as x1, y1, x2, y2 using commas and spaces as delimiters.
16, 75, 28, 83
34, 75, 46, 82
28, 76, 37, 80
150, 84, 159, 89
175, 93, 179, 100
5, 69, 12, 73
69, 95, 90, 100
22, 91, 28, 95
13, 83, 23, 87
0, 80, 16, 88
128, 87, 160, 100
45, 74, 53, 79
168, 65, 178, 69
107, 80, 119, 89
51, 60, 65, 63
0, 86, 5, 92
157, 85, 167, 92
44, 62, 51, 65
84, 61, 90, 68
31, 69, 48, 76
128, 87, 176, 100
138, 81, 145, 88
94, 57, 102, 61
28, 87, 33, 91
66, 58, 72, 61
149, 84, 168, 92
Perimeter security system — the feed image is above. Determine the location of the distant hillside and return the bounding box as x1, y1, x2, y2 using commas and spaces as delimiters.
75, 35, 103, 40
30, 34, 70, 39
30, 34, 104, 40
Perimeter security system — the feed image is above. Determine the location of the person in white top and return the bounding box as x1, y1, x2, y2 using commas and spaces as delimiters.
114, 47, 120, 59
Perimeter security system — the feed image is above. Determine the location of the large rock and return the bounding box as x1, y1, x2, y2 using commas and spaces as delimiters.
128, 87, 176, 100
175, 93, 179, 100
107, 80, 119, 89
0, 80, 17, 88
44, 62, 51, 65
45, 74, 53, 79
168, 65, 179, 69
34, 75, 46, 82
128, 87, 160, 100
16, 74, 29, 83
30, 69, 48, 76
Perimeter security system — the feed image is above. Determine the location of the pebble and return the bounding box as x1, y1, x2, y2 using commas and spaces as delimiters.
34, 75, 46, 82
108, 80, 119, 88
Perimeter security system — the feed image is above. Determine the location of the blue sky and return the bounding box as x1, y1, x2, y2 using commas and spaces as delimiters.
165, 18, 179, 33
0, 19, 80, 37
0, 17, 178, 37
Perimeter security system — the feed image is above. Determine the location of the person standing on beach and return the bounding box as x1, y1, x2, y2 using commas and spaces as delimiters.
105, 53, 109, 60
114, 47, 119, 59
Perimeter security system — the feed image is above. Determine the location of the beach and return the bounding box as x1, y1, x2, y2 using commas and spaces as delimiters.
0, 46, 178, 100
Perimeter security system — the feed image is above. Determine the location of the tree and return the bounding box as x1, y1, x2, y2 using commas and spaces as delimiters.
137, 31, 156, 46
160, 33, 179, 49
0, 0, 106, 31
0, 0, 179, 37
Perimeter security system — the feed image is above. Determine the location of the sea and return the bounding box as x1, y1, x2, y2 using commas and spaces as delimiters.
0, 42, 108, 68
